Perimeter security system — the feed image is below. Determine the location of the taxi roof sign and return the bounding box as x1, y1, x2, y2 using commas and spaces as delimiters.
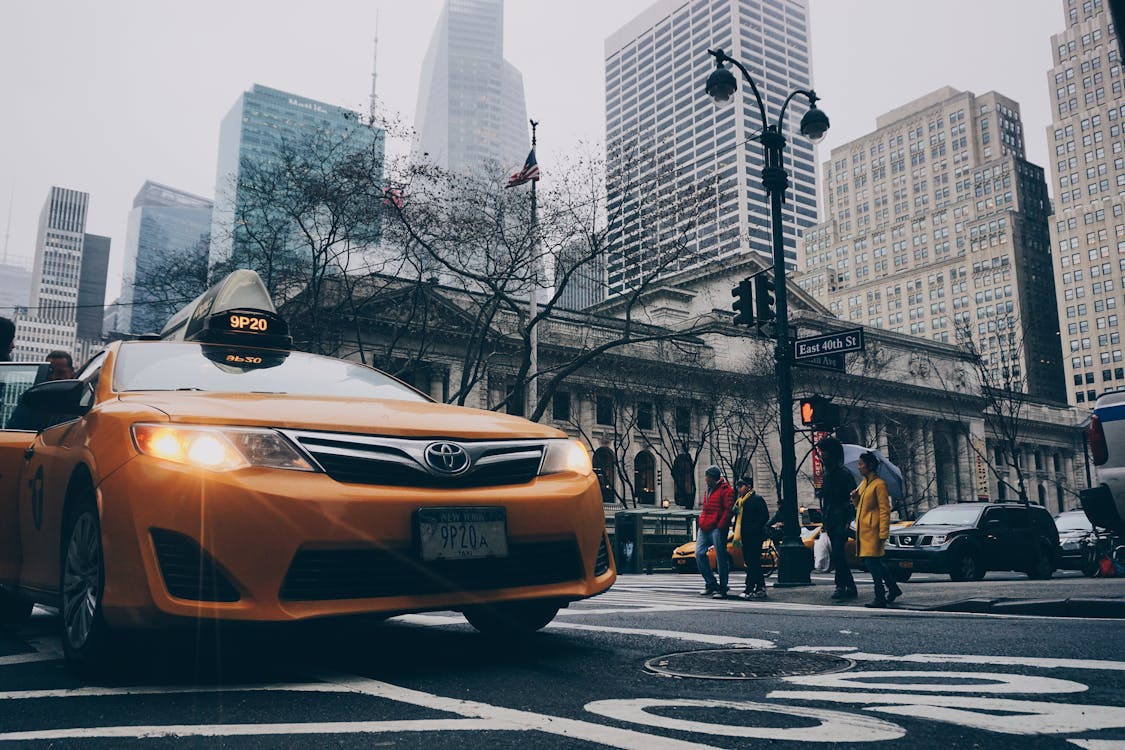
160, 270, 291, 349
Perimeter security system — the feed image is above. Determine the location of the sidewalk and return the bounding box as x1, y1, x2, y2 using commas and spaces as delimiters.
753, 571, 1125, 617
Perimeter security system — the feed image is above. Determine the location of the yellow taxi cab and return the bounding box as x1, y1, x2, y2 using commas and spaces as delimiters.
0, 270, 614, 671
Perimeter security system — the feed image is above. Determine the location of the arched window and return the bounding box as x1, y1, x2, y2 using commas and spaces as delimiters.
592, 447, 616, 504
634, 451, 656, 505
672, 453, 696, 509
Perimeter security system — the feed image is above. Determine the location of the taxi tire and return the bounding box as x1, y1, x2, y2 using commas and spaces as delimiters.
462, 600, 560, 636
0, 588, 32, 626
59, 495, 115, 675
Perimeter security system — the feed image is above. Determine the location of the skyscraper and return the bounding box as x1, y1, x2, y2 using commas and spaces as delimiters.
122, 181, 212, 335
796, 87, 1065, 401
604, 0, 817, 296
414, 0, 530, 176
1046, 0, 1125, 405
77, 233, 110, 340
15, 187, 92, 361
209, 84, 384, 271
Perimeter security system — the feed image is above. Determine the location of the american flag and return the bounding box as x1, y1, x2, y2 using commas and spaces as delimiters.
506, 149, 540, 187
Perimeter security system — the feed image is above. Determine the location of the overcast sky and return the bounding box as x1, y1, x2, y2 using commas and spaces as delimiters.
0, 0, 1062, 301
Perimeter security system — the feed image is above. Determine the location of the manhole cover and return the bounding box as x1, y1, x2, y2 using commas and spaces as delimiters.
645, 649, 854, 680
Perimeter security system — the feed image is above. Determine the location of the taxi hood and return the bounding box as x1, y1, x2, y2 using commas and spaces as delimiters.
117, 393, 566, 440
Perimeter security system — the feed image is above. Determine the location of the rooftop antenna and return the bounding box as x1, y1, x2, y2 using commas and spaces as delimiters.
1, 186, 12, 265
369, 13, 379, 123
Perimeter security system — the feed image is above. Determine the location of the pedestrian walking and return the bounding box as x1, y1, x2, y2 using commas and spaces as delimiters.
817, 436, 858, 601
731, 477, 769, 600
850, 451, 903, 608
696, 465, 735, 599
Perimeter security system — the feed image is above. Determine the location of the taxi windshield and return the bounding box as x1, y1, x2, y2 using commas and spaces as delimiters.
914, 505, 984, 527
113, 342, 427, 402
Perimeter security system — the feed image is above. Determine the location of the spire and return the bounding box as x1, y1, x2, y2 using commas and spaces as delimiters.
369, 13, 379, 122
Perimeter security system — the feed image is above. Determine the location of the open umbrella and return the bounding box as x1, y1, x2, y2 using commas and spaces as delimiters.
841, 444, 905, 501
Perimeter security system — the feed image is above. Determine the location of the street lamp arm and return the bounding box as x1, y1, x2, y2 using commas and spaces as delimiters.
706, 48, 768, 127
777, 89, 819, 134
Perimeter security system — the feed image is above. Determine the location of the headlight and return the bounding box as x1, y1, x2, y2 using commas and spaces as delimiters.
132, 424, 314, 472
539, 439, 593, 477
930, 534, 948, 546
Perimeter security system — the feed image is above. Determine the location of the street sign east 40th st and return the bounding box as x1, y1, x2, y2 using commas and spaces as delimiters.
794, 328, 865, 359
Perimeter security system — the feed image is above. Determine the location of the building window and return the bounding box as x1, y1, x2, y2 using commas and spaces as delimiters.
552, 392, 571, 422
596, 396, 614, 426
637, 401, 653, 430
675, 406, 691, 434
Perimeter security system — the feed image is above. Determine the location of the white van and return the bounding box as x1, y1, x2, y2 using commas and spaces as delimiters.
1083, 390, 1125, 533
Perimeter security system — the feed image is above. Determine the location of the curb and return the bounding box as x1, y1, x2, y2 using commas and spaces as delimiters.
927, 597, 1125, 618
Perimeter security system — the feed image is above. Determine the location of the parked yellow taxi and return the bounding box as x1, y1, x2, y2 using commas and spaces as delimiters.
0, 271, 614, 672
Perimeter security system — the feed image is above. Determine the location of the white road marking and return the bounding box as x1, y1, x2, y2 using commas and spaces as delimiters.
394, 613, 776, 648
1067, 740, 1125, 749
0, 652, 58, 667
784, 670, 1088, 694
822, 650, 1125, 672
584, 698, 905, 742
0, 682, 344, 701
321, 673, 728, 750
0, 719, 511, 742
769, 691, 1125, 736
790, 646, 858, 652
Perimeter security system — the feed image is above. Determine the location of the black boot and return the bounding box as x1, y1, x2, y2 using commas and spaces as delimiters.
887, 583, 903, 603
865, 596, 887, 609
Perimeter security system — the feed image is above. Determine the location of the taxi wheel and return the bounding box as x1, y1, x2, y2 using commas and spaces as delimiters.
59, 498, 114, 673
0, 588, 33, 626
462, 600, 560, 636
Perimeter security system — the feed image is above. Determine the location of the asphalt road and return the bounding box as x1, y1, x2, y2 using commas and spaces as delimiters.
0, 572, 1122, 748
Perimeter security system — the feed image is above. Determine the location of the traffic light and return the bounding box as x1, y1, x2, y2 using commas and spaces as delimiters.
754, 274, 775, 323
799, 396, 840, 429
731, 278, 754, 326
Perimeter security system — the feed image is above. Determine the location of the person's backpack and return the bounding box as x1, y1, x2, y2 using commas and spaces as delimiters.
1098, 554, 1117, 577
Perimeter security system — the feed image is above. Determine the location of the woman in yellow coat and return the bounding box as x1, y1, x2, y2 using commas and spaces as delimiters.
850, 451, 903, 608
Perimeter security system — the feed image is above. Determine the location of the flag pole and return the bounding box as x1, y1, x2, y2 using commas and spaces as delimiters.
527, 119, 539, 418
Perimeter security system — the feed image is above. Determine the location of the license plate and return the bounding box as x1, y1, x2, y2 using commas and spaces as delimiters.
899, 561, 913, 569
417, 507, 508, 561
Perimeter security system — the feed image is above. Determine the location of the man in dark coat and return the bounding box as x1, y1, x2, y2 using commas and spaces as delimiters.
733, 477, 770, 600
817, 436, 858, 600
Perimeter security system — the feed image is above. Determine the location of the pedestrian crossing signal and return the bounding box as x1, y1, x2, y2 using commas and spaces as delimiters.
800, 396, 840, 429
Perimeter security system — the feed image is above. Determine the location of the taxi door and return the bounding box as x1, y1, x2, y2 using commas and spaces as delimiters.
0, 362, 47, 585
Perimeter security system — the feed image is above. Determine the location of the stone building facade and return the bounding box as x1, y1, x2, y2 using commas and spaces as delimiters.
325, 258, 1086, 517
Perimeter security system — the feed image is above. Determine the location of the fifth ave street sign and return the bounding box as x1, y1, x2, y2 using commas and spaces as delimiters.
794, 328, 865, 359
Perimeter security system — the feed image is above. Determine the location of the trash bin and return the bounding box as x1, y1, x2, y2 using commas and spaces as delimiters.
614, 511, 643, 574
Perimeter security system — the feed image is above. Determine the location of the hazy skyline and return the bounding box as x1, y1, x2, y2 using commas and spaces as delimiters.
0, 0, 1061, 304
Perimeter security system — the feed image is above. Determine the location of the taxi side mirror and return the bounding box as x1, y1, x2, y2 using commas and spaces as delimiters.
19, 379, 89, 416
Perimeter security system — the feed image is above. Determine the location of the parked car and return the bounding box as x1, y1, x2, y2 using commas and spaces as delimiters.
885, 502, 1059, 581
1055, 510, 1108, 576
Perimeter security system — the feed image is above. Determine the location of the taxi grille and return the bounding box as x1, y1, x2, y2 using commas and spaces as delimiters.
594, 535, 612, 576
150, 529, 240, 602
282, 431, 545, 488
279, 540, 583, 601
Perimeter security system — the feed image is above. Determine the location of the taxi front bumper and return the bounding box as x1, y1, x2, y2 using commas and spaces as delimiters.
97, 456, 615, 628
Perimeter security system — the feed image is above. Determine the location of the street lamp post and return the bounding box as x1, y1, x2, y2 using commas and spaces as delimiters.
704, 48, 830, 586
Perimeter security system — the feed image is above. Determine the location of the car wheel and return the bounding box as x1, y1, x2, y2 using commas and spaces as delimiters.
1026, 547, 1055, 580
59, 496, 114, 673
949, 548, 981, 582
892, 569, 913, 582
463, 600, 560, 636
0, 587, 32, 626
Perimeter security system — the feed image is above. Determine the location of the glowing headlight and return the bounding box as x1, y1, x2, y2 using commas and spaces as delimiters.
539, 439, 593, 477
132, 424, 314, 472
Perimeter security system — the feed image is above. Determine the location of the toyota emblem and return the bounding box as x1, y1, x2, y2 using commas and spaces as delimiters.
424, 442, 471, 474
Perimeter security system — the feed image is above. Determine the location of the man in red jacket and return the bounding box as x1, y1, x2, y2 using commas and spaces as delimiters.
696, 465, 735, 599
